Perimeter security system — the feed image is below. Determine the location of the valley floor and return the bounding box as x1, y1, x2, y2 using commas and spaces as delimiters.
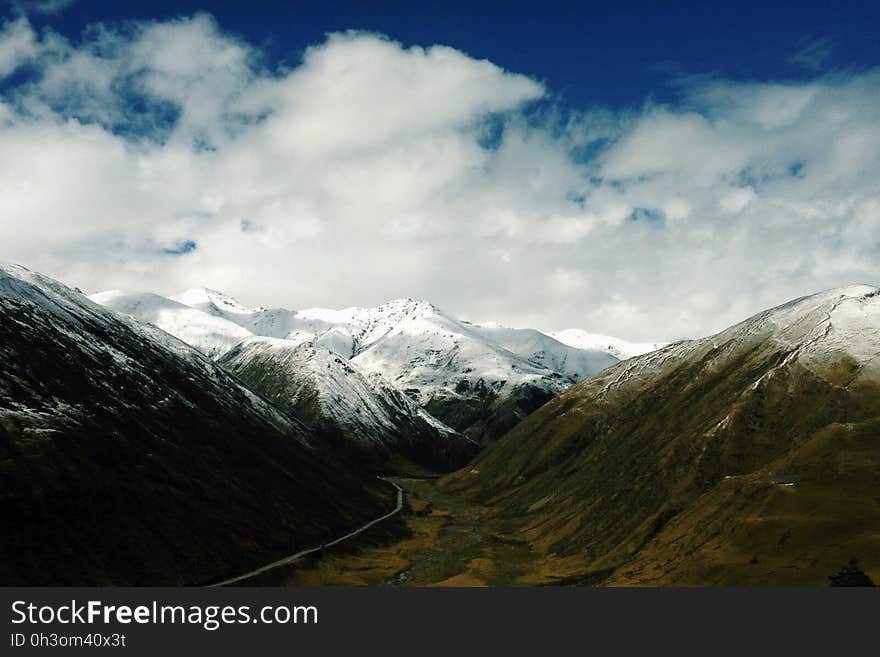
251, 478, 541, 587
236, 474, 879, 587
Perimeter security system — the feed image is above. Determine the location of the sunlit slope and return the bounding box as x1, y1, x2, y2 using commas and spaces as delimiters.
447, 286, 880, 585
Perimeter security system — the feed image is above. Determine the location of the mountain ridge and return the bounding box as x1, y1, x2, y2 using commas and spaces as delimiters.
93, 287, 620, 443
219, 337, 479, 472
444, 284, 880, 585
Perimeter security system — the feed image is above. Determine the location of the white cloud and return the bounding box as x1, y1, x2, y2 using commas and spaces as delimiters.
0, 17, 36, 77
0, 14, 878, 342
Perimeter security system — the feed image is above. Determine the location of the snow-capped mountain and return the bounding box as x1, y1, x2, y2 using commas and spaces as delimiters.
548, 329, 664, 360
89, 290, 253, 358
588, 284, 880, 399
0, 265, 392, 585
342, 300, 619, 442
450, 285, 880, 585
93, 288, 621, 443
471, 323, 619, 382
170, 287, 322, 338
162, 289, 619, 386
220, 338, 478, 472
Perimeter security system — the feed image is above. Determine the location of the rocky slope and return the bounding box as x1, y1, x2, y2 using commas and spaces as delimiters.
446, 285, 880, 585
0, 265, 392, 586
219, 338, 479, 472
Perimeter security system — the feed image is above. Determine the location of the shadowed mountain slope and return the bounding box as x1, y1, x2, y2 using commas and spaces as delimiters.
0, 265, 392, 586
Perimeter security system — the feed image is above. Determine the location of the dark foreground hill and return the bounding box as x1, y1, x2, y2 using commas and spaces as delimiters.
445, 286, 880, 585
0, 265, 391, 586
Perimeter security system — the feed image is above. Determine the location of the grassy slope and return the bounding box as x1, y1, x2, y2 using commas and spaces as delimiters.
443, 333, 880, 586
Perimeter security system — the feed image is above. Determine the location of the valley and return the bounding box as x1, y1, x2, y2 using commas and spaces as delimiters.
2, 265, 878, 586
235, 464, 880, 588
260, 477, 542, 587
2, 0, 878, 601
223, 285, 880, 587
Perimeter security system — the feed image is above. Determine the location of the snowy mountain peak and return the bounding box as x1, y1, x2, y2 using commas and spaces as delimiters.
88, 289, 253, 358
90, 289, 178, 310
92, 282, 622, 443
836, 284, 878, 297
735, 284, 880, 363
549, 329, 665, 360
714, 284, 878, 342
380, 297, 440, 314
590, 283, 880, 404
171, 287, 257, 315
219, 336, 477, 470
1, 264, 399, 586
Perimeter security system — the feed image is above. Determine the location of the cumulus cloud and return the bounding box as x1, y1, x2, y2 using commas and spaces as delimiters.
0, 14, 878, 342
0, 16, 36, 76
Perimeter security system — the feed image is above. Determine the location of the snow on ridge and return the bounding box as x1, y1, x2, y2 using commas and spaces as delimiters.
89, 289, 253, 358
549, 329, 665, 360
757, 284, 880, 363
551, 286, 879, 363
590, 284, 880, 400
221, 337, 464, 447
93, 284, 624, 404
170, 287, 257, 315
705, 284, 880, 349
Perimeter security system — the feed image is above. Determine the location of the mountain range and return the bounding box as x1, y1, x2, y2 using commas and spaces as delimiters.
92, 288, 620, 452
4, 263, 878, 586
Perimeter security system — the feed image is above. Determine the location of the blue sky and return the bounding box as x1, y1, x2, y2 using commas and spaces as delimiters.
10, 0, 880, 110
1, 1, 878, 340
